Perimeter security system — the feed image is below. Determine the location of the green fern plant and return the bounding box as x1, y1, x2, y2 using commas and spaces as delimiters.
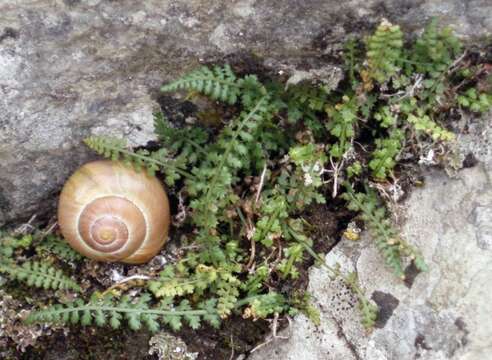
27, 19, 491, 339
342, 184, 427, 278
364, 19, 403, 84
457, 88, 492, 113
369, 129, 403, 180
411, 18, 462, 78
325, 95, 359, 158
161, 64, 242, 105
407, 111, 455, 141
0, 233, 33, 258
36, 234, 83, 262
84, 136, 193, 185
27, 293, 220, 332
0, 259, 81, 292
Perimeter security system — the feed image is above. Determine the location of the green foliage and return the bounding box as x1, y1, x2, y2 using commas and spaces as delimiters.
342, 184, 427, 278
20, 19, 491, 337
364, 20, 403, 84
326, 95, 359, 158
153, 111, 209, 166
0, 233, 33, 258
243, 292, 288, 319
0, 231, 81, 293
161, 64, 241, 105
407, 111, 455, 141
457, 88, 492, 113
411, 19, 462, 78
36, 235, 83, 262
369, 130, 403, 180
0, 259, 81, 292
26, 293, 220, 332
374, 106, 397, 128
84, 136, 190, 185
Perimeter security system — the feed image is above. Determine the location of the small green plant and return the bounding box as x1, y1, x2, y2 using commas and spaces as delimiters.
457, 88, 492, 113
26, 293, 220, 332
0, 231, 81, 292
0, 259, 81, 292
363, 19, 403, 85
10, 18, 490, 341
36, 234, 84, 262
342, 184, 427, 278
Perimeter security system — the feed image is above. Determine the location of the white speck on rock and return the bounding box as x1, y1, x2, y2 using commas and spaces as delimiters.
233, 0, 256, 18
131, 11, 147, 24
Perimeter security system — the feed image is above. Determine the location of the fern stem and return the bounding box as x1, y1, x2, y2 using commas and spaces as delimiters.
107, 144, 196, 180
31, 306, 211, 317
184, 138, 208, 156
162, 77, 242, 93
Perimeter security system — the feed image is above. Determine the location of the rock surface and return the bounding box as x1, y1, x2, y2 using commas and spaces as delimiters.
1, 0, 492, 225
249, 115, 492, 360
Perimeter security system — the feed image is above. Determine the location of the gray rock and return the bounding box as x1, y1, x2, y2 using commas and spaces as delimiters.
1, 0, 492, 225
249, 111, 492, 359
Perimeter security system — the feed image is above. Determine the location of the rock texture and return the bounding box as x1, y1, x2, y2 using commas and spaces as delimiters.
1, 0, 492, 225
249, 116, 492, 360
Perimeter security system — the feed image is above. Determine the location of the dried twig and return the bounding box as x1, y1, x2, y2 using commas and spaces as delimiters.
255, 164, 268, 205
250, 314, 292, 353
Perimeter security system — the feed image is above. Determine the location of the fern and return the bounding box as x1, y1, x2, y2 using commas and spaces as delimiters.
369, 129, 403, 180
364, 19, 403, 84
326, 95, 359, 158
457, 88, 492, 113
0, 233, 33, 258
0, 259, 81, 292
36, 235, 83, 262
26, 293, 220, 332
153, 111, 209, 165
187, 95, 273, 246
407, 111, 455, 141
84, 136, 193, 185
241, 292, 288, 319
76, 20, 486, 335
342, 184, 427, 278
374, 106, 397, 128
411, 18, 462, 78
161, 65, 241, 105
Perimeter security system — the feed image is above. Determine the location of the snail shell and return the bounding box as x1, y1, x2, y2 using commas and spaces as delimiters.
58, 160, 171, 264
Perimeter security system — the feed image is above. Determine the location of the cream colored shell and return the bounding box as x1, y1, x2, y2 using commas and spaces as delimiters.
58, 160, 171, 264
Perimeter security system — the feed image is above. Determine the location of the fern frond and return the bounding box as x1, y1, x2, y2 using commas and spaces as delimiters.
326, 95, 359, 158
161, 65, 241, 105
242, 292, 287, 319
84, 136, 193, 183
36, 235, 83, 262
26, 293, 220, 332
369, 129, 403, 180
0, 233, 33, 258
342, 184, 427, 278
0, 259, 81, 292
216, 282, 239, 318
189, 95, 272, 234
407, 112, 455, 141
365, 19, 403, 84
412, 18, 462, 78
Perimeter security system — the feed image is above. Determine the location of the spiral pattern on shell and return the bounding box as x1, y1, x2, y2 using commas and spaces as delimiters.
58, 160, 171, 264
